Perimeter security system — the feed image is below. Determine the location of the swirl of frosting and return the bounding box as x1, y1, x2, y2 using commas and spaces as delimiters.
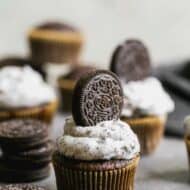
57, 118, 140, 160
0, 66, 56, 108
122, 77, 175, 117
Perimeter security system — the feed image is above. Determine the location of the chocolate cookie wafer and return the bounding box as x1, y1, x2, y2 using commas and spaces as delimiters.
72, 70, 123, 126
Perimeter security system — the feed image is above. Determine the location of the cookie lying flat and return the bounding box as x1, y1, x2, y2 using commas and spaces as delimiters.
72, 70, 123, 126
0, 184, 46, 190
0, 119, 48, 151
0, 161, 50, 182
110, 39, 151, 82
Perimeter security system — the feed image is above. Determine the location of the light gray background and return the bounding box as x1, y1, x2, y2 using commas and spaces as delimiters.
0, 0, 190, 67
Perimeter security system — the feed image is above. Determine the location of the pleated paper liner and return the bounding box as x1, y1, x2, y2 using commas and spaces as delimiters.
0, 100, 58, 124
185, 136, 190, 170
28, 30, 83, 63
58, 78, 76, 111
53, 152, 140, 190
121, 115, 165, 155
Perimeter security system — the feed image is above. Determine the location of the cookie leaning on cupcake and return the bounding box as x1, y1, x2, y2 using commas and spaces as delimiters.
0, 65, 57, 123
110, 39, 175, 155
53, 70, 140, 190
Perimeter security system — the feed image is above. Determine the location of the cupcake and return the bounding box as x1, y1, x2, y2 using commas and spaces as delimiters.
110, 39, 174, 155
28, 21, 84, 63
58, 65, 96, 111
53, 70, 140, 190
0, 65, 57, 123
184, 116, 190, 170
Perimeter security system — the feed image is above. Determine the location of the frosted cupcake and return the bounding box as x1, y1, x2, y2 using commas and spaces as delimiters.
110, 39, 174, 154
0, 65, 57, 123
28, 21, 84, 63
53, 70, 140, 190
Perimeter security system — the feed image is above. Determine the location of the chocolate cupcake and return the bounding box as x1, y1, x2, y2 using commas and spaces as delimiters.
110, 39, 174, 155
58, 65, 96, 111
28, 21, 84, 63
53, 70, 140, 190
0, 65, 57, 123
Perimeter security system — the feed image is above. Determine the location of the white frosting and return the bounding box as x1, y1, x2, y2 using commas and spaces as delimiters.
0, 66, 56, 108
184, 115, 190, 135
122, 77, 175, 117
57, 118, 140, 161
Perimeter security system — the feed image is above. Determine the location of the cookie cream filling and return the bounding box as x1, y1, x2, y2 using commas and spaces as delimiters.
121, 77, 174, 117
0, 66, 56, 108
57, 118, 140, 160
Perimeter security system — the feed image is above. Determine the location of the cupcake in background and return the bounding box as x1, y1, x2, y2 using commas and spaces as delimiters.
110, 39, 174, 155
58, 64, 96, 111
0, 65, 57, 124
53, 70, 140, 190
28, 21, 84, 63
184, 116, 190, 171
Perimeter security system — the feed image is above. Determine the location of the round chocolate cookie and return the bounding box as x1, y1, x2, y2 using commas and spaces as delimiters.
0, 161, 50, 182
110, 39, 151, 82
72, 70, 123, 126
0, 119, 49, 151
0, 184, 46, 190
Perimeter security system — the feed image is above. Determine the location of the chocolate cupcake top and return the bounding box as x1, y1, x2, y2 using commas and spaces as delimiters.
57, 70, 140, 160
0, 65, 56, 108
37, 21, 78, 32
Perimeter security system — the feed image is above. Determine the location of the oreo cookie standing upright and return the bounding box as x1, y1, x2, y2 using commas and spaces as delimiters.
110, 39, 151, 82
72, 70, 123, 126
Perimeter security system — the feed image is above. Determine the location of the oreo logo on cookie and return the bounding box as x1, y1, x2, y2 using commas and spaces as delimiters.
72, 70, 123, 126
110, 39, 151, 82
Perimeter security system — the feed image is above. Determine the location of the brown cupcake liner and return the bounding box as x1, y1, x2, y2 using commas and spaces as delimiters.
0, 100, 58, 124
58, 78, 76, 111
185, 136, 190, 169
29, 33, 83, 63
121, 115, 165, 155
53, 153, 140, 190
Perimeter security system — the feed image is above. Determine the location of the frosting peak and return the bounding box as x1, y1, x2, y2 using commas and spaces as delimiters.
122, 77, 175, 117
0, 66, 56, 108
57, 118, 140, 161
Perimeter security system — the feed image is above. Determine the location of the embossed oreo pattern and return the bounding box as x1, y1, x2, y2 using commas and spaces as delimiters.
110, 39, 151, 82
72, 71, 123, 126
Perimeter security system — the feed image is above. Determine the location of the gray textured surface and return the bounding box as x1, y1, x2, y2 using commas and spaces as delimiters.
15, 114, 190, 189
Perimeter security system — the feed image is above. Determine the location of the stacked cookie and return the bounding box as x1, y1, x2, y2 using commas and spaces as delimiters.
0, 119, 54, 182
0, 184, 46, 190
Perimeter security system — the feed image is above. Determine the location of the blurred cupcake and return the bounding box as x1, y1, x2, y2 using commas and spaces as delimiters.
0, 65, 57, 124
110, 39, 174, 155
58, 65, 96, 111
53, 70, 140, 190
28, 21, 84, 63
184, 116, 190, 170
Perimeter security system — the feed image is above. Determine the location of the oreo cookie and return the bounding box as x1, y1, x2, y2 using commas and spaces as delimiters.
0, 119, 48, 151
0, 184, 46, 190
72, 70, 123, 126
110, 39, 151, 82
0, 161, 50, 182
